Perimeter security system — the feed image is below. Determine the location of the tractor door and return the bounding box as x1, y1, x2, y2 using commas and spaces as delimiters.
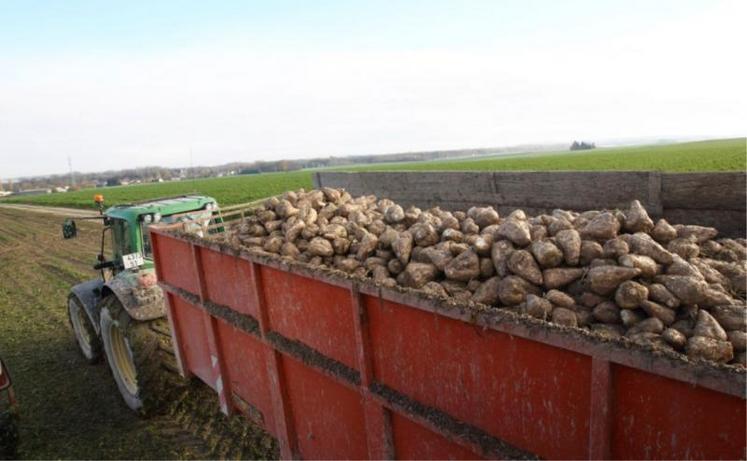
95, 221, 119, 282
102, 218, 134, 280
111, 218, 134, 259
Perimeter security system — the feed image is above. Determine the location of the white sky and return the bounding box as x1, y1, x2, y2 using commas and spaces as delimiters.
1, 0, 745, 178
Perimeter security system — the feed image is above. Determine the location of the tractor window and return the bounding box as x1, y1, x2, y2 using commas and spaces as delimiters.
102, 226, 114, 260
139, 210, 212, 259
111, 219, 132, 257
141, 222, 153, 258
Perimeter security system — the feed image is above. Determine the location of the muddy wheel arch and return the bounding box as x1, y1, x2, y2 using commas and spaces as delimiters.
102, 271, 166, 322
69, 279, 105, 335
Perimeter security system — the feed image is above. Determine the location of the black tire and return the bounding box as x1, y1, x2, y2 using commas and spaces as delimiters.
99, 295, 184, 417
0, 410, 18, 460
67, 295, 102, 364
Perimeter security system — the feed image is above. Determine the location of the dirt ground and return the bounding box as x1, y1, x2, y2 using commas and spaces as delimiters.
0, 206, 277, 459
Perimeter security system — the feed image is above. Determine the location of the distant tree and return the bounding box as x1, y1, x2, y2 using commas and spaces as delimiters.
570, 141, 595, 151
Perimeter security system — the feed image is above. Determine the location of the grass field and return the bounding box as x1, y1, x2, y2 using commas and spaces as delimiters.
2, 170, 312, 209
336, 137, 746, 173
3, 138, 744, 209
0, 208, 276, 459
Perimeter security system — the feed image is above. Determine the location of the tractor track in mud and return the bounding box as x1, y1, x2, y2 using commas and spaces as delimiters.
0, 207, 276, 459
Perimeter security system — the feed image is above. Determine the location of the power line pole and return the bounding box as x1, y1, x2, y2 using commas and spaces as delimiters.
68, 155, 76, 187
190, 147, 196, 191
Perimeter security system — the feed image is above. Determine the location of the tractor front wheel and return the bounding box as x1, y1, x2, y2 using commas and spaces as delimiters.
99, 295, 183, 416
68, 295, 102, 364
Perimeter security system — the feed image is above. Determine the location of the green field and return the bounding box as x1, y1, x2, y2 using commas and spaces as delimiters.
337, 137, 746, 173
3, 138, 744, 209
3, 170, 312, 209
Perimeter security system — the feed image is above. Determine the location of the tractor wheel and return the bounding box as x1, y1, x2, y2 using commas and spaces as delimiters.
0, 410, 19, 460
99, 295, 184, 416
68, 295, 102, 364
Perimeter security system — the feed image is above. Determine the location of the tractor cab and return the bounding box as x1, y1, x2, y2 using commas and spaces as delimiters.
98, 195, 218, 279
64, 194, 219, 279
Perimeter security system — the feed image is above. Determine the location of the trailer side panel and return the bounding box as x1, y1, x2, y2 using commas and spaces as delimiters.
151, 230, 747, 460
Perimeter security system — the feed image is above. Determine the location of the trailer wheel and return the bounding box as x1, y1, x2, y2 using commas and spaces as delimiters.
100, 295, 183, 416
68, 295, 102, 364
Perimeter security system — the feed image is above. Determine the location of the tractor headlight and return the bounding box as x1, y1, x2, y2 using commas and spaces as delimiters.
205, 203, 214, 211
142, 214, 153, 224
153, 213, 162, 223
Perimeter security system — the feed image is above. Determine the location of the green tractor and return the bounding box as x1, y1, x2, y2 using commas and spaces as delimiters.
62, 194, 220, 415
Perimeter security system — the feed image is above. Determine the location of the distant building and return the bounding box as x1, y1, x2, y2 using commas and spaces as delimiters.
14, 188, 51, 196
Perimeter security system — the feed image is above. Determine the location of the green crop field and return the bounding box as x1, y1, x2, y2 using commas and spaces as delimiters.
3, 170, 313, 209
3, 138, 744, 209
341, 137, 746, 173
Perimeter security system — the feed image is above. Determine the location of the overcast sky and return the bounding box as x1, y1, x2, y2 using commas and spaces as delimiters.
1, 0, 745, 179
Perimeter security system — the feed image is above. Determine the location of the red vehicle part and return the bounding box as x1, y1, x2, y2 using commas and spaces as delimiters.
150, 228, 746, 460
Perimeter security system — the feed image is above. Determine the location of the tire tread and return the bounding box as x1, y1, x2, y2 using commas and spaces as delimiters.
101, 296, 185, 417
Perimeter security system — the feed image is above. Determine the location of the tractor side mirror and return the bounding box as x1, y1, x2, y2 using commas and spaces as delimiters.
62, 219, 77, 239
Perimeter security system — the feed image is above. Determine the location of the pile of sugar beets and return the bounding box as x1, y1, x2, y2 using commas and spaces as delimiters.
229, 188, 747, 367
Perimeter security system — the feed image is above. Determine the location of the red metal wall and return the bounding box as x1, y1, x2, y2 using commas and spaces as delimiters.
611, 366, 745, 459
215, 318, 277, 434
151, 230, 747, 460
261, 267, 359, 370
391, 413, 479, 460
367, 298, 593, 459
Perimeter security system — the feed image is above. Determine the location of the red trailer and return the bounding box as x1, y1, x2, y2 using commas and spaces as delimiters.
149, 226, 746, 460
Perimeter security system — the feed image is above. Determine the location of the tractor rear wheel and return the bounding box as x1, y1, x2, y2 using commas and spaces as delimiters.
99, 295, 184, 416
68, 295, 102, 364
